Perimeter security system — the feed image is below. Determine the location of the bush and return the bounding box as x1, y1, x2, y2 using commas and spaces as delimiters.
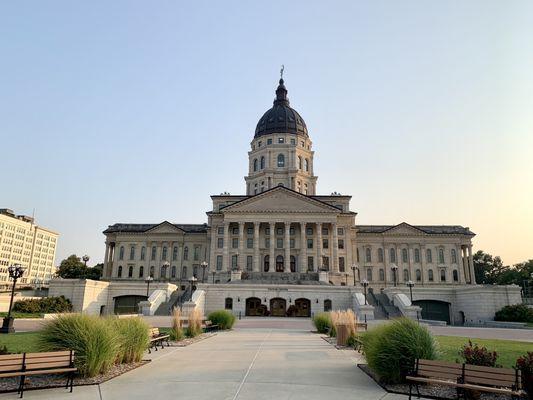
186, 308, 202, 338
207, 310, 236, 330
312, 312, 332, 334
494, 304, 533, 323
171, 307, 185, 341
516, 352, 533, 397
361, 318, 438, 384
13, 296, 72, 314
459, 340, 498, 367
39, 314, 118, 377
346, 334, 360, 348
110, 317, 149, 364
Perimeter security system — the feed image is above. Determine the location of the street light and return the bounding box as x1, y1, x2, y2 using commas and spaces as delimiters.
188, 276, 198, 301
351, 264, 359, 286
1, 264, 27, 334
391, 263, 398, 287
200, 261, 208, 283
361, 279, 369, 324
406, 280, 419, 322
144, 276, 153, 297
82, 255, 90, 266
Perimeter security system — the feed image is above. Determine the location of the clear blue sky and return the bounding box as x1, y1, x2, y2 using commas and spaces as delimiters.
1, 1, 532, 266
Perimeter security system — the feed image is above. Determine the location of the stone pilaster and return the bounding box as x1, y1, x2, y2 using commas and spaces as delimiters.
316, 223, 322, 270
253, 222, 260, 272
269, 222, 275, 272
300, 222, 307, 272
284, 222, 291, 272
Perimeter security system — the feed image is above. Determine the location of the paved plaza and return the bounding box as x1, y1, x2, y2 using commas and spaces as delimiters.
3, 327, 408, 400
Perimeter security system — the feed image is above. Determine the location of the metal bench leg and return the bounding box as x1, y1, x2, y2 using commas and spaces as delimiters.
416, 383, 421, 399
19, 375, 26, 398
70, 371, 74, 392
408, 382, 412, 400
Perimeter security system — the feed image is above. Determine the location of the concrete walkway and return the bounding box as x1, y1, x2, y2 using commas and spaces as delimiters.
6, 329, 406, 400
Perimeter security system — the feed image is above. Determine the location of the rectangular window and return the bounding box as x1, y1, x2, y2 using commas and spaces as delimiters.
247, 238, 253, 248
323, 239, 329, 249
289, 227, 295, 235
247, 227, 253, 235
306, 227, 313, 235
267, 138, 272, 145
339, 257, 345, 272
322, 256, 329, 270
290, 239, 295, 249
217, 227, 224, 235
231, 255, 237, 269
290, 138, 296, 145
194, 247, 199, 261
265, 238, 270, 248
337, 228, 344, 235
276, 228, 283, 235
307, 256, 314, 271
278, 137, 284, 143
276, 238, 283, 248
265, 227, 270, 235
338, 239, 344, 249
322, 228, 329, 235
232, 238, 238, 248
246, 255, 253, 271
232, 227, 239, 235
307, 238, 313, 249
217, 238, 224, 248
216, 255, 222, 270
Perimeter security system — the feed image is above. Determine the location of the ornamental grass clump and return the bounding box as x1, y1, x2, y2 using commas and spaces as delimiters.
312, 312, 332, 334
39, 313, 118, 377
171, 307, 185, 341
330, 310, 357, 343
361, 317, 438, 384
186, 308, 202, 337
207, 310, 236, 330
110, 317, 149, 364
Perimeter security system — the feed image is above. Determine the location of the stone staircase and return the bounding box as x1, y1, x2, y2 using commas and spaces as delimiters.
367, 290, 402, 319
154, 288, 190, 315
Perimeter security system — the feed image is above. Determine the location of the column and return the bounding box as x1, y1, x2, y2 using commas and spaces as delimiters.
269, 222, 275, 272
332, 222, 338, 273
467, 245, 476, 284
300, 222, 307, 272
209, 227, 216, 274
461, 246, 468, 283
223, 222, 230, 271
408, 245, 413, 281
420, 245, 426, 285
253, 222, 260, 272
316, 223, 322, 269
238, 222, 245, 270
457, 244, 466, 284
284, 222, 291, 272
103, 243, 110, 277
346, 228, 353, 269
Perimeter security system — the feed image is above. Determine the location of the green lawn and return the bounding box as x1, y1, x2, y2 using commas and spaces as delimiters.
0, 312, 42, 319
436, 335, 533, 368
0, 331, 42, 353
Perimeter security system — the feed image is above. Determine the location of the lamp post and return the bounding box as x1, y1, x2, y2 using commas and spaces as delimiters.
82, 255, 90, 266
201, 261, 208, 283
188, 276, 197, 301
406, 280, 419, 322
351, 264, 359, 286
144, 276, 153, 297
391, 263, 398, 287
361, 279, 369, 324
1, 264, 26, 334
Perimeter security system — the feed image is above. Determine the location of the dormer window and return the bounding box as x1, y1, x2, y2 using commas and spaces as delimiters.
278, 137, 284, 143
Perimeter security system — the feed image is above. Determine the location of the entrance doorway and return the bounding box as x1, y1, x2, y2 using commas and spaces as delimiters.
270, 297, 286, 316
413, 300, 451, 324
276, 255, 284, 272
245, 297, 264, 316
294, 298, 311, 317
113, 295, 147, 314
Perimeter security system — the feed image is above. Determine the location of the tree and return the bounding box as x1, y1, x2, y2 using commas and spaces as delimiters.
56, 255, 102, 280
473, 250, 505, 284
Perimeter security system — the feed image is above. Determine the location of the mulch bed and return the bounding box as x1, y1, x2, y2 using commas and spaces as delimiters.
0, 332, 217, 394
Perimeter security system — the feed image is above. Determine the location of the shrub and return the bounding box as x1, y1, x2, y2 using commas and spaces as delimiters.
110, 317, 149, 363
312, 312, 332, 334
516, 352, 533, 397
361, 318, 438, 384
207, 310, 236, 330
39, 314, 118, 377
186, 308, 202, 338
346, 334, 360, 348
13, 296, 72, 314
494, 304, 533, 323
459, 340, 498, 367
171, 307, 185, 341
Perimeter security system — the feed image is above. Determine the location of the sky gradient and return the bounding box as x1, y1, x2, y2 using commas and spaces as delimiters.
1, 1, 532, 266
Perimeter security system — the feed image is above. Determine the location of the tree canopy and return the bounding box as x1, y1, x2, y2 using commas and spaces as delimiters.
56, 255, 102, 280
474, 250, 533, 288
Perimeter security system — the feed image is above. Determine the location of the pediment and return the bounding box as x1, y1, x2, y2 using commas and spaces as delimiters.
383, 223, 425, 236
222, 187, 340, 214
145, 221, 184, 234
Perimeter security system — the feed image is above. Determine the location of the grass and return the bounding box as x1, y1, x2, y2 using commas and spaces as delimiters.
0, 332, 41, 353
436, 336, 533, 368
0, 312, 42, 319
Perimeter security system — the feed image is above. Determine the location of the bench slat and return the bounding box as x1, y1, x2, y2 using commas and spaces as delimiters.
406, 376, 461, 387
418, 359, 462, 369
463, 370, 516, 384
25, 356, 72, 364
0, 364, 25, 372
463, 364, 515, 375
417, 371, 462, 381
464, 375, 518, 388
25, 361, 73, 370
0, 354, 24, 361
460, 383, 522, 395
418, 364, 463, 375
25, 351, 72, 359
0, 367, 76, 379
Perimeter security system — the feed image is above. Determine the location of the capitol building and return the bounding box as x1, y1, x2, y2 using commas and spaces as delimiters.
50, 77, 521, 324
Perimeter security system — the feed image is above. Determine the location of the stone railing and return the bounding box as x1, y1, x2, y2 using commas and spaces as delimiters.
383, 288, 421, 320
139, 289, 167, 316
352, 292, 375, 321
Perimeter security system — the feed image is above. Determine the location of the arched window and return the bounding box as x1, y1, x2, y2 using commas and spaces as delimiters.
379, 268, 385, 281
402, 248, 408, 263
162, 246, 167, 261
403, 269, 409, 281
389, 248, 396, 263
438, 249, 445, 264
171, 266, 176, 278
324, 299, 332, 312
414, 248, 420, 263
130, 246, 135, 260
253, 159, 258, 172
290, 255, 296, 272
139, 266, 144, 278
225, 298, 233, 310
426, 249, 432, 263
183, 246, 189, 260
416, 269, 422, 282
182, 266, 187, 278
119, 246, 124, 260
128, 266, 133, 278
117, 265, 123, 278
428, 269, 434, 281
440, 269, 446, 282
277, 154, 285, 167
140, 246, 146, 261
304, 158, 309, 172
366, 268, 373, 281
453, 270, 459, 282
276, 255, 284, 272
172, 246, 178, 261
260, 156, 265, 169
451, 249, 457, 263
298, 156, 302, 169
378, 248, 384, 262
264, 255, 270, 272
365, 248, 372, 263
151, 246, 156, 260
149, 266, 154, 277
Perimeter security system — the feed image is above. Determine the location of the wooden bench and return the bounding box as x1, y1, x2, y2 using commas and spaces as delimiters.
406, 359, 525, 400
148, 328, 170, 353
356, 322, 367, 331
203, 320, 219, 333
0, 350, 76, 398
